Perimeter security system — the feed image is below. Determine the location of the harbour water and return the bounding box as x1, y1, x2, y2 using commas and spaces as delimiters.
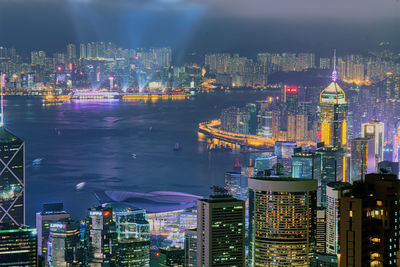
4, 91, 273, 225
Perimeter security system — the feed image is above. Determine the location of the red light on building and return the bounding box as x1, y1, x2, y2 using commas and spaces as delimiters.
57, 66, 62, 71
286, 87, 298, 94
103, 211, 111, 217
156, 252, 160, 257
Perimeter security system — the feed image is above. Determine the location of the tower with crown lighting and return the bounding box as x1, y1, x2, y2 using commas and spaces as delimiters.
318, 51, 348, 148
0, 73, 26, 226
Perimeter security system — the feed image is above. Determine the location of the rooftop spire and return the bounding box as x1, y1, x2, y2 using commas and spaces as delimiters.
0, 73, 4, 127
332, 49, 337, 82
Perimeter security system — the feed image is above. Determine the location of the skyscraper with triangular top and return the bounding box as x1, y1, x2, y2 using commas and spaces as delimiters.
318, 50, 348, 147
0, 73, 25, 226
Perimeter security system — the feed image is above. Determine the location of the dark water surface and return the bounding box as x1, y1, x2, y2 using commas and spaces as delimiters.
4, 91, 272, 226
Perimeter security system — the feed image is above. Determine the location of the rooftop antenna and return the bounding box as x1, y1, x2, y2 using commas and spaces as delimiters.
0, 73, 4, 127
332, 49, 337, 82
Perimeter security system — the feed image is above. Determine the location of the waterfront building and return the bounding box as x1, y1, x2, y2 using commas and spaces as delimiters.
361, 120, 385, 163
197, 193, 245, 267
184, 228, 197, 267
316, 146, 344, 207
85, 206, 118, 265
158, 247, 185, 267
0, 124, 25, 226
291, 150, 321, 180
36, 203, 70, 257
47, 219, 83, 266
350, 137, 376, 182
248, 176, 317, 266
220, 106, 251, 135
325, 181, 351, 256
318, 55, 347, 147
0, 225, 38, 266
340, 173, 400, 266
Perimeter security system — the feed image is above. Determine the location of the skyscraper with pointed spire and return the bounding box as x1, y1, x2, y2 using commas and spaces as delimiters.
318, 50, 348, 147
0, 72, 25, 226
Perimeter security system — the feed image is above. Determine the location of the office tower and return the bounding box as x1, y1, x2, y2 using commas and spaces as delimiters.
248, 176, 317, 266
361, 121, 385, 163
291, 150, 321, 180
275, 141, 297, 173
284, 86, 299, 113
0, 124, 25, 226
378, 161, 399, 176
197, 193, 245, 267
36, 203, 70, 257
113, 207, 150, 266
47, 219, 83, 266
316, 146, 344, 207
224, 171, 248, 201
325, 182, 352, 257
310, 254, 338, 267
316, 207, 326, 254
66, 43, 77, 60
159, 247, 184, 267
254, 155, 277, 173
79, 43, 86, 59
86, 206, 117, 265
184, 228, 197, 267
340, 173, 400, 266
318, 54, 347, 147
0, 225, 38, 266
350, 137, 376, 182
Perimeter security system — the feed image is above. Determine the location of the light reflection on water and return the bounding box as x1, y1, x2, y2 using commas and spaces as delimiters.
4, 91, 274, 226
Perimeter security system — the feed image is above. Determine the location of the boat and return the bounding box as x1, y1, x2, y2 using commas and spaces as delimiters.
76, 182, 86, 191
173, 142, 182, 151
32, 158, 43, 166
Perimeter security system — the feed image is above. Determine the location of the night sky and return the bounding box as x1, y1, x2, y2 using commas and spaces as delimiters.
0, 0, 399, 57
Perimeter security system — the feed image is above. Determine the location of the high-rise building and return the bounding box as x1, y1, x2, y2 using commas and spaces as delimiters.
0, 225, 38, 266
224, 171, 248, 201
66, 43, 77, 60
284, 86, 299, 113
85, 206, 117, 265
361, 121, 385, 163
316, 207, 326, 254
36, 203, 70, 257
350, 137, 376, 182
325, 181, 351, 256
113, 207, 150, 266
316, 146, 344, 207
340, 173, 400, 266
248, 176, 317, 266
184, 228, 197, 267
158, 247, 184, 267
47, 219, 83, 266
291, 150, 321, 180
0, 127, 25, 226
79, 43, 86, 59
318, 56, 347, 147
197, 193, 245, 267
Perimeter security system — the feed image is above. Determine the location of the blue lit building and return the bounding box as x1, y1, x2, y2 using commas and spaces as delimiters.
292, 151, 321, 180
224, 171, 248, 201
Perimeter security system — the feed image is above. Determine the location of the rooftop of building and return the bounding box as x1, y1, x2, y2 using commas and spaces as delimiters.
320, 81, 346, 105
0, 127, 23, 144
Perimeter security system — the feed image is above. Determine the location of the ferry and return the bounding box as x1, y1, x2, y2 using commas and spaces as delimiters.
72, 91, 121, 100
173, 142, 182, 151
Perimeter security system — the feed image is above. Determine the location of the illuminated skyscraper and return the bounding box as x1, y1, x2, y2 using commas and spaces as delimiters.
36, 203, 70, 257
325, 181, 351, 256
291, 150, 321, 180
318, 52, 347, 147
184, 228, 197, 267
66, 43, 76, 60
0, 80, 25, 226
0, 225, 38, 266
340, 173, 400, 266
197, 193, 245, 267
79, 43, 86, 59
361, 120, 385, 163
248, 176, 317, 266
350, 137, 376, 182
